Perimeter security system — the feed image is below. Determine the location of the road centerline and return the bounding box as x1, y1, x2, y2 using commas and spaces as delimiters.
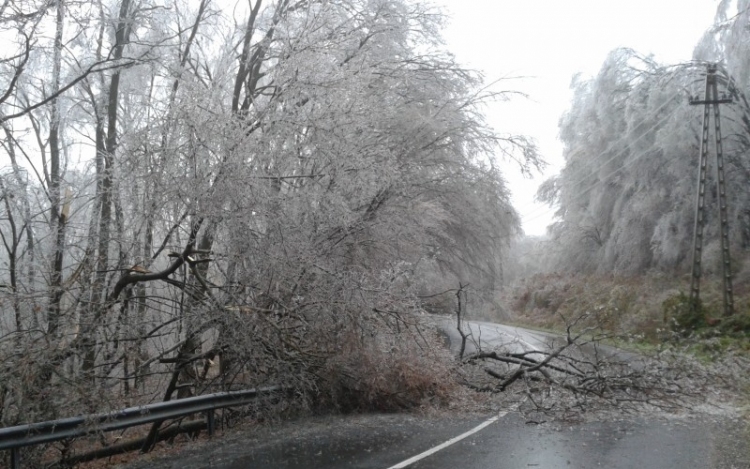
384, 410, 509, 469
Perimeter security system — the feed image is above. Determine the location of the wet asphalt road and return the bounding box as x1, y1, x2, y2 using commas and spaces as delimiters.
441, 318, 641, 363
405, 412, 729, 469
120, 410, 746, 469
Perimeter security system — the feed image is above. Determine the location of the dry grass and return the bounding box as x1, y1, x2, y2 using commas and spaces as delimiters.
503, 271, 750, 343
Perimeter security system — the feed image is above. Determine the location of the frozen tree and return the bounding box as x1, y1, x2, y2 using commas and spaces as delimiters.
541, 3, 750, 276
0, 0, 536, 443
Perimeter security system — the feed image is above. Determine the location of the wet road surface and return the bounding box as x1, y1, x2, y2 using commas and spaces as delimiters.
441, 318, 641, 363
120, 410, 746, 468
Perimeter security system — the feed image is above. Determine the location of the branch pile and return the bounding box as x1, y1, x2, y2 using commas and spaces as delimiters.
458, 324, 746, 421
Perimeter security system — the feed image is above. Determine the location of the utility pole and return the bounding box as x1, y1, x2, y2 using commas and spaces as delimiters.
688, 63, 734, 317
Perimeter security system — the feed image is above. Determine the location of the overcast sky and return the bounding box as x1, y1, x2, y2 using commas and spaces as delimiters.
435, 0, 720, 235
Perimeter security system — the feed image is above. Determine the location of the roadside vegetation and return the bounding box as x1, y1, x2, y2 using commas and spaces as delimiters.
505, 272, 750, 352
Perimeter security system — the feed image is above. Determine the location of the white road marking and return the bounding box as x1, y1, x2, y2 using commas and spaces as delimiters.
384, 410, 509, 469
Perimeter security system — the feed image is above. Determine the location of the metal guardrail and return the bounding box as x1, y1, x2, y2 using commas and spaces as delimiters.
0, 385, 287, 469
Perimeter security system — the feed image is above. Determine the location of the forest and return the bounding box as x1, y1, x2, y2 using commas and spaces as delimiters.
1, 0, 749, 466
530, 1, 750, 276
0, 0, 540, 434
504, 0, 750, 362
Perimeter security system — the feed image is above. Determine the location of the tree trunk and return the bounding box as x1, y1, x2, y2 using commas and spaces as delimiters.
83, 0, 132, 376
47, 0, 66, 338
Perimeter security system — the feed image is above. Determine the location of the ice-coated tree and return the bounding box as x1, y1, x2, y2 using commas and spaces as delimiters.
540, 1, 750, 276
0, 0, 536, 438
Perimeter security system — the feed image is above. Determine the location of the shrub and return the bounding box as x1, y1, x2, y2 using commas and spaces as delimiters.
662, 292, 708, 334
717, 310, 750, 337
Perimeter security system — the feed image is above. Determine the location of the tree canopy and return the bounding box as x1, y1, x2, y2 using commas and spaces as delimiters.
0, 0, 535, 430
539, 2, 750, 275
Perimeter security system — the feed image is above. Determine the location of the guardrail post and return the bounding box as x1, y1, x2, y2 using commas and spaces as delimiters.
206, 409, 215, 437
11, 447, 20, 469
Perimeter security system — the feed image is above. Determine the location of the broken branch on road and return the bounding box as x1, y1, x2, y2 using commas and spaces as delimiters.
452, 309, 732, 420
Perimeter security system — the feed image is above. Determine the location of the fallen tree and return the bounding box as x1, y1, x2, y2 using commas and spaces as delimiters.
452, 299, 748, 421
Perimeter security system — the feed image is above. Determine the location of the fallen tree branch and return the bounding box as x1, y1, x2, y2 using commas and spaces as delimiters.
457, 312, 712, 418
466, 350, 585, 378
497, 341, 573, 391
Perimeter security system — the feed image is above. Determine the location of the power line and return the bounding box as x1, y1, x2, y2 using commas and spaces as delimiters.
512, 89, 685, 217
517, 91, 687, 230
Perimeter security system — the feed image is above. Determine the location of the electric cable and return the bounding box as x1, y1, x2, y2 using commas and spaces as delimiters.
516, 90, 695, 232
